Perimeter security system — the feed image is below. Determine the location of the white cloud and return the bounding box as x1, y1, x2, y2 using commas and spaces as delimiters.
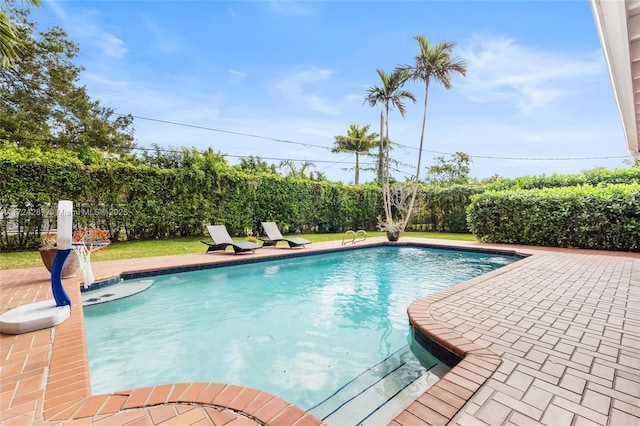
81, 71, 225, 128
273, 67, 339, 115
99, 33, 128, 58
46, 5, 129, 59
228, 69, 247, 84
139, 15, 181, 53
226, 6, 238, 19
458, 35, 605, 114
45, 0, 67, 20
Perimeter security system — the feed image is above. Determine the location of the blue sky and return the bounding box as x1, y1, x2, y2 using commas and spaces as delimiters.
32, 0, 630, 184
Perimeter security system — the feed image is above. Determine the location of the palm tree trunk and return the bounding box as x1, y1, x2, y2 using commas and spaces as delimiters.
382, 108, 392, 221
378, 111, 384, 184
355, 152, 360, 185
402, 81, 429, 231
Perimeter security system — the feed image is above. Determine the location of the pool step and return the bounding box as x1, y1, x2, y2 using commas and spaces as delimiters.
81, 279, 154, 306
308, 346, 449, 425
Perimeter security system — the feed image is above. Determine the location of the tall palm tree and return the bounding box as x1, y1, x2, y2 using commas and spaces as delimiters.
332, 124, 378, 185
1, 0, 41, 68
396, 35, 467, 230
364, 69, 416, 221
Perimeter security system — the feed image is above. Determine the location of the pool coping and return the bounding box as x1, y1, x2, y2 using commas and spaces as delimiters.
1, 237, 638, 425
395, 240, 639, 425
398, 253, 534, 425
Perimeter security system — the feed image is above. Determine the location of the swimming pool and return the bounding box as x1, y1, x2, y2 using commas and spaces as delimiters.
83, 245, 516, 415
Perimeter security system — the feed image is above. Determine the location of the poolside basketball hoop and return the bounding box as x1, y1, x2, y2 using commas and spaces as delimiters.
0, 200, 73, 334
73, 241, 109, 288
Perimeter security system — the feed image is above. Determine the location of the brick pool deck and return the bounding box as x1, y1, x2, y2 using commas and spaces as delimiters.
1, 238, 638, 425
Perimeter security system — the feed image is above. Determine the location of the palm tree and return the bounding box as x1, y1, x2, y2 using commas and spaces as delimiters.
1, 0, 41, 68
364, 69, 416, 222
365, 69, 415, 182
396, 35, 467, 231
278, 159, 316, 179
332, 124, 378, 185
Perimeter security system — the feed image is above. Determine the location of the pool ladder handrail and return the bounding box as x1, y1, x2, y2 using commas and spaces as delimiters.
341, 229, 367, 245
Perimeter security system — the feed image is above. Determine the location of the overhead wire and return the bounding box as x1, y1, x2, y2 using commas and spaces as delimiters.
122, 113, 628, 162
391, 142, 628, 161
125, 115, 332, 151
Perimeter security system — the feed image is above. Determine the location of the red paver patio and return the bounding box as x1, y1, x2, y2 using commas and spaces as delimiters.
1, 238, 638, 425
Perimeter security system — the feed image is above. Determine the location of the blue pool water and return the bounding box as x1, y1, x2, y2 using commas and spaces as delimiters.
84, 245, 515, 410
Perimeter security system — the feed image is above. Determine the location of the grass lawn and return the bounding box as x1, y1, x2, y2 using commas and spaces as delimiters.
0, 231, 477, 270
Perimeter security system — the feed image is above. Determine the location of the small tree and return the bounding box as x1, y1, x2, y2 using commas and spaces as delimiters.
424, 152, 472, 186
278, 159, 316, 179
237, 156, 277, 174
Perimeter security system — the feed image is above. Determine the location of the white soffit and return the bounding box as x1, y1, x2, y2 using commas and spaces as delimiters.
591, 0, 640, 159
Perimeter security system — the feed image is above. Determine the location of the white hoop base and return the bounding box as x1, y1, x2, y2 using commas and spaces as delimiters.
0, 300, 70, 335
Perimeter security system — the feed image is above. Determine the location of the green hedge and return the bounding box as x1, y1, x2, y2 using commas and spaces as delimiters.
0, 145, 383, 249
485, 168, 640, 191
5, 144, 637, 252
467, 183, 640, 251
413, 184, 484, 233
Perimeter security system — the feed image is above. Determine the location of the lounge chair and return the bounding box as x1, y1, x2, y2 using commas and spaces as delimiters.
201, 225, 260, 254
260, 222, 311, 248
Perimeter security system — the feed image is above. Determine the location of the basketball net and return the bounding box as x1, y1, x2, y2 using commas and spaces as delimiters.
72, 242, 107, 288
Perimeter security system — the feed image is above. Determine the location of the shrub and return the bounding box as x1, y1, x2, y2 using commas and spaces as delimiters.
485, 168, 640, 191
0, 145, 383, 249
416, 184, 484, 232
467, 183, 640, 251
